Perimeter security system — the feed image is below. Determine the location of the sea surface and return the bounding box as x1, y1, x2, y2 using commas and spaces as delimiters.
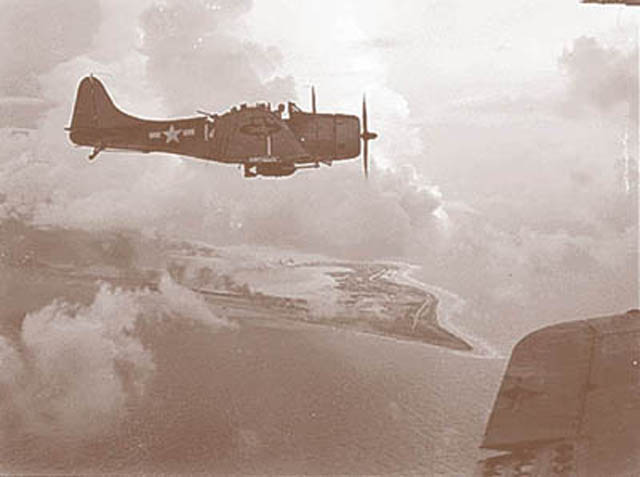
0, 242, 506, 475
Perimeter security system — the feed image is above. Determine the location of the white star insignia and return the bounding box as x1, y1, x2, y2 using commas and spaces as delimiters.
163, 124, 181, 143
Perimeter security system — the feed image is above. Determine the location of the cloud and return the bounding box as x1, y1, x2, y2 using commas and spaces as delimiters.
0, 0, 101, 97
0, 1, 635, 357
408, 205, 637, 348
139, 0, 295, 115
0, 285, 154, 441
0, 97, 54, 129
0, 273, 234, 444
559, 36, 636, 115
0, 0, 445, 267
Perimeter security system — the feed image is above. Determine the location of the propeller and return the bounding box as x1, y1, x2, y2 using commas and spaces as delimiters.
360, 94, 378, 179
311, 86, 317, 114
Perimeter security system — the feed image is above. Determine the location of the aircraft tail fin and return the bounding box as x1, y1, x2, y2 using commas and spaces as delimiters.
68, 75, 134, 132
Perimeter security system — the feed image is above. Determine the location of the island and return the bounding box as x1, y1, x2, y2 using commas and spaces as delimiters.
0, 220, 472, 352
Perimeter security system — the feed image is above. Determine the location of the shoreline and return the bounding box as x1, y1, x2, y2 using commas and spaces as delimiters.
388, 261, 501, 359
294, 260, 474, 352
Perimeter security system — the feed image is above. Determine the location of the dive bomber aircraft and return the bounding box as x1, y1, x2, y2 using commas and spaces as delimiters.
67, 76, 377, 178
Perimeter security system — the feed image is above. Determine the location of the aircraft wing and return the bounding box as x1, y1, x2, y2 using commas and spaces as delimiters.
582, 1, 640, 5
477, 310, 640, 476
212, 106, 310, 163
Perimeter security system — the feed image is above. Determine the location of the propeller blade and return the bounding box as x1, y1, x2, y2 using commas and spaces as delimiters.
360, 94, 377, 179
364, 135, 369, 179
312, 86, 316, 114
362, 95, 368, 134
363, 95, 368, 178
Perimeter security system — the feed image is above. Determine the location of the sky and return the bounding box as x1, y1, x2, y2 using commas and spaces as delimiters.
0, 0, 637, 349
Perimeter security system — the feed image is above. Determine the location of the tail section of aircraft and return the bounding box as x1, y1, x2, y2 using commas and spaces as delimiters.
70, 76, 136, 130
68, 75, 162, 159
68, 75, 140, 155
67, 75, 212, 161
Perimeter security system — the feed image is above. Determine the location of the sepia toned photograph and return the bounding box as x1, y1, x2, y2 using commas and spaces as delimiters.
0, 1, 638, 475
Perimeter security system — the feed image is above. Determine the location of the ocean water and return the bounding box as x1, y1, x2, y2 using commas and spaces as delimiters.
1, 310, 504, 474
0, 231, 506, 475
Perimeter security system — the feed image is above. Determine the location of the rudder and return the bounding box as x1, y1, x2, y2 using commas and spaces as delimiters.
69, 76, 136, 131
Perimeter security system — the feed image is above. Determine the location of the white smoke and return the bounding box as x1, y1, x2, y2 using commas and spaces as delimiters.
0, 276, 233, 442
0, 285, 153, 440
156, 273, 235, 329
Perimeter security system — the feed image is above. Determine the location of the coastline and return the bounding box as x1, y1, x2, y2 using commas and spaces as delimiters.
388, 260, 501, 359
161, 242, 478, 353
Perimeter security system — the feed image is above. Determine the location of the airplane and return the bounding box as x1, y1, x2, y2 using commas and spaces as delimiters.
582, 0, 640, 5
66, 75, 378, 178
475, 309, 640, 476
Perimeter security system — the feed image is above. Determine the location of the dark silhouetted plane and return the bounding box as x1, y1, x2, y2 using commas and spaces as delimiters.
67, 76, 377, 178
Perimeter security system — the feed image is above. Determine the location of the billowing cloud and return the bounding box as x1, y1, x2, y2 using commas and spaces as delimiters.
0, 275, 232, 443
0, 285, 154, 441
0, 0, 635, 356
0, 0, 100, 97
139, 0, 295, 115
559, 36, 637, 115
